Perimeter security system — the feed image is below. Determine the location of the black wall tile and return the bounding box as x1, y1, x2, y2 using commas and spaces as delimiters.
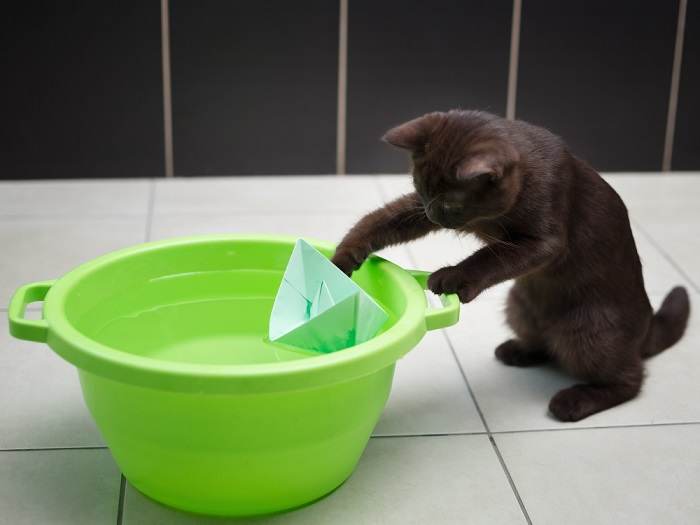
346, 0, 512, 174
673, 0, 699, 170
516, 0, 678, 172
170, 0, 338, 176
0, 2, 164, 180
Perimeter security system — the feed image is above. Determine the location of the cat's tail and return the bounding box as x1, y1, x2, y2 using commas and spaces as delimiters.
643, 286, 690, 358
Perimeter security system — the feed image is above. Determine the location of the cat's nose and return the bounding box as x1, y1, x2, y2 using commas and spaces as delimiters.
441, 201, 463, 215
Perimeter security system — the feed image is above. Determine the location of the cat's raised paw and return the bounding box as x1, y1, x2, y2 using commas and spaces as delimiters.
331, 249, 365, 276
428, 266, 480, 303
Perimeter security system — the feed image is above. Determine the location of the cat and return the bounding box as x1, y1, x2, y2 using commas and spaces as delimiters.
332, 109, 690, 422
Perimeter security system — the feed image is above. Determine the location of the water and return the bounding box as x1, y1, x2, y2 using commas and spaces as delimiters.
91, 296, 319, 366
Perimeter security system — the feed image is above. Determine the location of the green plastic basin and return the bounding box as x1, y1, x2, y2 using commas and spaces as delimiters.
8, 235, 459, 516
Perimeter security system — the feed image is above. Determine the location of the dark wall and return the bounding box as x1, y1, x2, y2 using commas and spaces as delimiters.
0, 2, 164, 179
346, 0, 511, 173
516, 0, 677, 172
674, 0, 700, 170
1, 1, 696, 179
170, 0, 338, 176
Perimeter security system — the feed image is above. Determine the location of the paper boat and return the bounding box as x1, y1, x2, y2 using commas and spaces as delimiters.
269, 239, 388, 353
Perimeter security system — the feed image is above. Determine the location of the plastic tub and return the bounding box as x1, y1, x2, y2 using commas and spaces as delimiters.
8, 236, 459, 516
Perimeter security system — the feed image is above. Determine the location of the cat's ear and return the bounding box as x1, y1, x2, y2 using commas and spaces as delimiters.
381, 112, 444, 151
457, 141, 520, 181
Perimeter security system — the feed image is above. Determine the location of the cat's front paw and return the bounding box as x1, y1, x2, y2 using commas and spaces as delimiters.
428, 266, 480, 303
331, 248, 366, 276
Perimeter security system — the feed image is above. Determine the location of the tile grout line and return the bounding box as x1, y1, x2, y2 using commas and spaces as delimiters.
662, 0, 687, 172
632, 218, 700, 293
335, 0, 348, 176
440, 331, 491, 432
441, 330, 532, 524
371, 431, 487, 439
0, 445, 108, 452
116, 474, 126, 525
489, 435, 531, 525
2, 419, 699, 453
491, 420, 700, 435
371, 419, 700, 439
374, 176, 532, 522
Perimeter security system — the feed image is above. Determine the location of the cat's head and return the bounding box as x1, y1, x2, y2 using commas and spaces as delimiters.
383, 110, 523, 229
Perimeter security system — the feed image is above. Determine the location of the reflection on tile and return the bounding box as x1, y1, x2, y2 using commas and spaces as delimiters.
0, 217, 146, 306
0, 331, 102, 449
0, 180, 151, 217
496, 425, 700, 524
605, 174, 700, 222
636, 223, 700, 291
375, 331, 484, 435
153, 177, 382, 214
0, 449, 120, 524
123, 435, 524, 524
632, 225, 692, 295
149, 211, 413, 270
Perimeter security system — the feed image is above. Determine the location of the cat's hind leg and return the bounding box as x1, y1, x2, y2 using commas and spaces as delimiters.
548, 359, 643, 422
548, 324, 644, 422
496, 285, 551, 367
495, 339, 550, 367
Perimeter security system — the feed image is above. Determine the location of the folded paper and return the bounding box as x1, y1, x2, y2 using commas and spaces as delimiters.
269, 239, 388, 353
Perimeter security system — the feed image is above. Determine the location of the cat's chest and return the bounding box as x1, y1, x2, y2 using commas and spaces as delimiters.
470, 222, 515, 244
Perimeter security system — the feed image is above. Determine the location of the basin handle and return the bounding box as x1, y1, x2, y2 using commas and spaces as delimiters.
408, 270, 460, 331
8, 280, 55, 342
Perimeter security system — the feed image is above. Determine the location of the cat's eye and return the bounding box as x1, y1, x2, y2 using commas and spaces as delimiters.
456, 170, 496, 182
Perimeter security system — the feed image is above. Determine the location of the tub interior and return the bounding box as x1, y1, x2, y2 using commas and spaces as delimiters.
61, 239, 407, 365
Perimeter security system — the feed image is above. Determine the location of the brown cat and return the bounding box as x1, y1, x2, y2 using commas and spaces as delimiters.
332, 109, 690, 422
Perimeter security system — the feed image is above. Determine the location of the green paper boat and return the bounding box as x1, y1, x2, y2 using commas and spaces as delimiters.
269, 239, 389, 353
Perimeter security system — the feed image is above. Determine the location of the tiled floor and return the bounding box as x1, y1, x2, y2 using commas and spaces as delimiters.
1, 174, 698, 524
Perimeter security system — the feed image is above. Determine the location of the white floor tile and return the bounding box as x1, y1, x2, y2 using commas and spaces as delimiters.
377, 175, 413, 201
634, 221, 700, 291
632, 225, 693, 295
0, 179, 151, 217
122, 435, 525, 525
374, 331, 485, 435
153, 176, 383, 215
0, 449, 120, 525
448, 292, 700, 432
0, 331, 103, 449
495, 425, 700, 525
605, 173, 700, 222
3, 174, 699, 524
149, 211, 414, 270
151, 211, 356, 243
0, 217, 146, 306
